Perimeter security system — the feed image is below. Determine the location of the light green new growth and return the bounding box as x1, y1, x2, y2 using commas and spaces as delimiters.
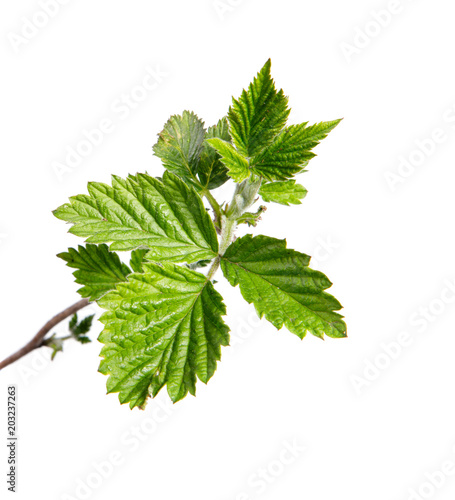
259, 180, 307, 206
54, 59, 345, 409
43, 313, 95, 360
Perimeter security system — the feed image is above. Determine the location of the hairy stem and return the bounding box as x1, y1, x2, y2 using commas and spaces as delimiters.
225, 176, 262, 219
218, 216, 237, 256
206, 256, 221, 281
206, 176, 262, 282
0, 298, 90, 370
206, 218, 234, 280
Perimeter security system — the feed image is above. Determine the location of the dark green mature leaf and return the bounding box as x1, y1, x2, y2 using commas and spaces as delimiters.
221, 234, 346, 339
206, 138, 250, 183
198, 117, 231, 190
69, 314, 78, 331
76, 336, 92, 345
57, 244, 131, 301
228, 59, 290, 158
152, 111, 205, 189
98, 263, 230, 408
259, 180, 307, 205
53, 171, 219, 264
69, 313, 94, 344
71, 314, 94, 336
250, 120, 341, 180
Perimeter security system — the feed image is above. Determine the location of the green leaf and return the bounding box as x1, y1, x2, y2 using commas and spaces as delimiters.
236, 205, 267, 227
54, 171, 219, 264
198, 117, 232, 190
70, 313, 94, 344
69, 313, 78, 331
259, 180, 307, 205
228, 59, 290, 157
98, 263, 230, 408
152, 111, 205, 189
251, 120, 341, 181
221, 234, 346, 340
206, 138, 250, 183
57, 244, 131, 301
76, 336, 92, 345
130, 248, 148, 273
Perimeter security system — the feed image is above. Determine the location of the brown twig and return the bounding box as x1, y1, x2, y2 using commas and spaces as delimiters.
0, 298, 90, 370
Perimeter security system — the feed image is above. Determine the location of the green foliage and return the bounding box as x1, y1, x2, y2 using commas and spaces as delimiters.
250, 120, 341, 181
236, 206, 267, 227
129, 248, 148, 273
259, 180, 307, 205
98, 263, 229, 408
152, 111, 205, 190
69, 313, 94, 344
58, 244, 131, 301
205, 138, 250, 183
221, 235, 346, 339
209, 60, 341, 184
228, 59, 290, 158
198, 118, 232, 189
44, 313, 94, 360
54, 171, 218, 264
153, 112, 231, 191
54, 59, 345, 409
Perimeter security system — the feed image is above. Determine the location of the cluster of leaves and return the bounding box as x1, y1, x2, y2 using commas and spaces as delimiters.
69, 313, 94, 344
44, 313, 94, 360
54, 59, 345, 409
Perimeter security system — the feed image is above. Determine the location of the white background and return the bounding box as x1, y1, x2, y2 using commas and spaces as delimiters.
1, 1, 455, 499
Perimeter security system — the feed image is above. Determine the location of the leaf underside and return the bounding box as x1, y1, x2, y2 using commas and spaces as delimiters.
53, 59, 346, 409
